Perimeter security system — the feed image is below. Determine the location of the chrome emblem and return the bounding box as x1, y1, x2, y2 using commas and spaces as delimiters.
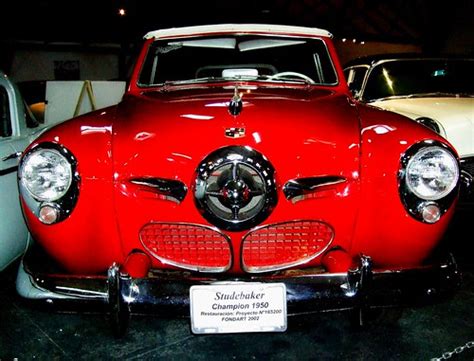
225, 127, 245, 138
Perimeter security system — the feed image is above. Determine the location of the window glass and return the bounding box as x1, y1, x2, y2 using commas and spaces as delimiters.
0, 87, 12, 138
139, 36, 338, 86
363, 59, 474, 101
347, 67, 367, 93
24, 101, 39, 129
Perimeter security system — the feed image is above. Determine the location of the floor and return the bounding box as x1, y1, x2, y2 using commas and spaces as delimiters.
1, 208, 473, 361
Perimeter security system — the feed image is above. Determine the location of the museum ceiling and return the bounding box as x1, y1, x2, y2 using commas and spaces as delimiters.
1, 0, 472, 53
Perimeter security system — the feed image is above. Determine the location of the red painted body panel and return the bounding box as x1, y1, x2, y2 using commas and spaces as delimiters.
20, 32, 458, 275
109, 87, 361, 273
351, 104, 457, 267
22, 110, 124, 273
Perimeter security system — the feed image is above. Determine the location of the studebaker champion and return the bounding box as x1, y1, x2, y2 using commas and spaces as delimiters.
16, 24, 463, 335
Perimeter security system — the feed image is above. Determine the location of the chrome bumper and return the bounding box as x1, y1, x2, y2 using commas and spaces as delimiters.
17, 246, 461, 335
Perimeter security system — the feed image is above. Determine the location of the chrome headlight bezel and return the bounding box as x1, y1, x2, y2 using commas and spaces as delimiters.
18, 143, 80, 224
399, 140, 460, 223
20, 147, 73, 201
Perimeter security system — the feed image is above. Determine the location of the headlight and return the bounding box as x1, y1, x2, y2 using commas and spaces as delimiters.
20, 148, 72, 201
399, 140, 460, 223
406, 146, 458, 200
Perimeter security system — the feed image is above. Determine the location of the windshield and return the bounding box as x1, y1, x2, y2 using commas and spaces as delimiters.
138, 35, 338, 87
363, 59, 474, 101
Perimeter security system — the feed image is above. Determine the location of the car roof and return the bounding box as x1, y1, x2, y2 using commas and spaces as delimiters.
344, 53, 474, 69
144, 24, 332, 40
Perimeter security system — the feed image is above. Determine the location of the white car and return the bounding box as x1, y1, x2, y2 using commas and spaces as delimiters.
344, 56, 474, 195
0, 71, 46, 271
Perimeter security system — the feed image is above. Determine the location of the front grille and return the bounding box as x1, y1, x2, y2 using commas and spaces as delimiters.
140, 223, 232, 272
241, 220, 334, 273
461, 157, 474, 177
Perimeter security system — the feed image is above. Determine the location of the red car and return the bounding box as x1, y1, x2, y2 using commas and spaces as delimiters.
16, 24, 462, 335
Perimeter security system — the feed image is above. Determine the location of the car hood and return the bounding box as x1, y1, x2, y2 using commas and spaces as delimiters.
111, 86, 361, 184
371, 97, 474, 157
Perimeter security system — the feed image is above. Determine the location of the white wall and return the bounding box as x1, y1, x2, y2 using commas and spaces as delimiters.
9, 50, 119, 82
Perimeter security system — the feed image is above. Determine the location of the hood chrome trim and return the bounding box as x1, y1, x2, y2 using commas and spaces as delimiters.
283, 176, 346, 202
129, 177, 187, 203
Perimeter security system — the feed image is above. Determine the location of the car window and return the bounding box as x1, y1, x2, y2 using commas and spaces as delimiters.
0, 86, 12, 138
346, 67, 367, 93
139, 35, 338, 86
23, 101, 39, 129
363, 59, 474, 101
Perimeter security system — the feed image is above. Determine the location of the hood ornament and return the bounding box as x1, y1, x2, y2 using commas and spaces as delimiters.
228, 87, 243, 116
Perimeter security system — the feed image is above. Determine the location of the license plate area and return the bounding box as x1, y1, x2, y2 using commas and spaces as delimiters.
190, 282, 287, 334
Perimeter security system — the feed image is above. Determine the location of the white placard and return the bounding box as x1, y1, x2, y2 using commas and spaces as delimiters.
44, 80, 126, 125
190, 282, 287, 334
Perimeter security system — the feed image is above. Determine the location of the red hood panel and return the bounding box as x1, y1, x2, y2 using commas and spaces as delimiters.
113, 87, 360, 182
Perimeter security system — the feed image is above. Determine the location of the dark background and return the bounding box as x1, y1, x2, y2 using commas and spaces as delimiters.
1, 0, 473, 79
1, 2, 473, 359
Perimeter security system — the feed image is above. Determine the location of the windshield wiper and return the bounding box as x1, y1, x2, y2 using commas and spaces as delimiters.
155, 74, 312, 89
162, 77, 225, 86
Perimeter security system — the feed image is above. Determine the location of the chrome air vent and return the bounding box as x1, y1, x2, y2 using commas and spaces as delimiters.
283, 176, 346, 203
129, 177, 187, 203
194, 146, 277, 231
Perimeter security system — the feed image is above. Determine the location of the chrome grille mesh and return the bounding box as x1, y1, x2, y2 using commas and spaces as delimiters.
241, 220, 334, 273
140, 223, 231, 272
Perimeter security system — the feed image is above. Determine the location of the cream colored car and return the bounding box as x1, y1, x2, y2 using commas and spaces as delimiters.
344, 56, 474, 196
0, 71, 46, 270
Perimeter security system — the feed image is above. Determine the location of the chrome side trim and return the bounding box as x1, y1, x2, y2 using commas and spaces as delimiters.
129, 177, 187, 203
283, 176, 346, 202
2, 151, 22, 162
0, 165, 17, 177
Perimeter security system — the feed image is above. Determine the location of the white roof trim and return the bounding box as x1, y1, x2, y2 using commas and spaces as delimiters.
144, 24, 332, 40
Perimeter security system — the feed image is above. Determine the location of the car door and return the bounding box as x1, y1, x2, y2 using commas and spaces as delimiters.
0, 77, 30, 271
